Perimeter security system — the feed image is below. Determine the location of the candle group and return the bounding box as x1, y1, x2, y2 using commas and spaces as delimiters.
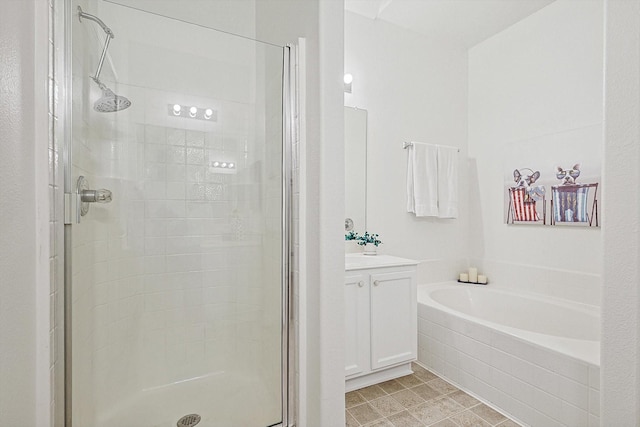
459, 267, 488, 284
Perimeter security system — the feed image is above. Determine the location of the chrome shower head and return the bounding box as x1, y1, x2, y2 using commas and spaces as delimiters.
94, 86, 131, 113
79, 7, 132, 113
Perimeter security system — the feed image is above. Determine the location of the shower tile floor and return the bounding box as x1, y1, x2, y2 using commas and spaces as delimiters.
345, 363, 522, 427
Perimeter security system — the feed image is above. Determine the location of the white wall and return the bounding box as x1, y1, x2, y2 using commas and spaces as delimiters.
344, 11, 469, 283
0, 0, 51, 425
601, 0, 640, 423
468, 0, 604, 305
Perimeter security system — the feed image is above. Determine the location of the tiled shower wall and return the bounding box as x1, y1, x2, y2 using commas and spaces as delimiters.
53, 2, 295, 425
67, 1, 285, 423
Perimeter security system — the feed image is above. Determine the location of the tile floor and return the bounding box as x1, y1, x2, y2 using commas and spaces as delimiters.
345, 363, 522, 427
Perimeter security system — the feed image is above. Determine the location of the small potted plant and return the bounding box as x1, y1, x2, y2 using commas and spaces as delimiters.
345, 231, 383, 255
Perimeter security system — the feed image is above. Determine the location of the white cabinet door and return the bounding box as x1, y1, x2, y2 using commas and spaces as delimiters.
344, 272, 370, 378
369, 270, 417, 370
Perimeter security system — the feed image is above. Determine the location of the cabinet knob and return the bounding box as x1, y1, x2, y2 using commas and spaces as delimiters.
373, 280, 380, 286
358, 281, 364, 287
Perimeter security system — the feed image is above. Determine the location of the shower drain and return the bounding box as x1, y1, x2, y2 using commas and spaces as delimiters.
177, 414, 201, 427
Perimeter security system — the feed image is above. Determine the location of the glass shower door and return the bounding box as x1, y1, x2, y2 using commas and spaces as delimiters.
68, 2, 285, 426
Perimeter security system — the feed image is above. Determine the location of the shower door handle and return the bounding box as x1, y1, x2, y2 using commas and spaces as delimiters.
80, 188, 112, 204
76, 176, 112, 221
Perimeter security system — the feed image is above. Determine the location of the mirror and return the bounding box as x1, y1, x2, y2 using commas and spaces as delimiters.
344, 107, 367, 232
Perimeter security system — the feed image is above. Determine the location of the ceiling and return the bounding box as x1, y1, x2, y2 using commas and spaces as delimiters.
344, 0, 556, 47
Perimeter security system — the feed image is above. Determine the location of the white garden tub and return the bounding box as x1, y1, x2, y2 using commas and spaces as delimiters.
417, 281, 600, 427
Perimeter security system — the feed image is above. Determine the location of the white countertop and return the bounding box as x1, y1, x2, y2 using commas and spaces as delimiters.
345, 253, 419, 271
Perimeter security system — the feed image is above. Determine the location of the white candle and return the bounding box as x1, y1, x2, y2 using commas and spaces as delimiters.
459, 273, 468, 282
468, 267, 478, 283
478, 275, 487, 284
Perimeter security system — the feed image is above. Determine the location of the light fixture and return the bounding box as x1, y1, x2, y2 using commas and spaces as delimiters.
210, 160, 236, 172
344, 73, 353, 93
167, 104, 217, 122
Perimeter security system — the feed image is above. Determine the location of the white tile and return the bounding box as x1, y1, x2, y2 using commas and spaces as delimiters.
511, 377, 534, 405
529, 365, 560, 397
166, 182, 185, 199
589, 388, 600, 416
510, 356, 534, 384
533, 387, 562, 421
490, 348, 514, 374
508, 398, 537, 427
557, 376, 589, 411
490, 366, 512, 393
166, 164, 186, 181
186, 130, 205, 147
532, 410, 563, 427
167, 128, 186, 146
560, 400, 589, 427
144, 237, 165, 255
588, 365, 600, 391
167, 145, 186, 164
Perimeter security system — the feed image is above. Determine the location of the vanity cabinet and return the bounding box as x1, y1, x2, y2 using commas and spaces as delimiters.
345, 255, 418, 391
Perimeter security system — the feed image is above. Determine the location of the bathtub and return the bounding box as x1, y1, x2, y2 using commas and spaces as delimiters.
417, 282, 600, 427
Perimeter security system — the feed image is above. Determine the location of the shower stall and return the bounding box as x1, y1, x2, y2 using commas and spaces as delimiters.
63, 1, 294, 426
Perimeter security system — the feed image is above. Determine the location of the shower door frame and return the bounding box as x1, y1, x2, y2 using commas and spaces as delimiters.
58, 1, 297, 425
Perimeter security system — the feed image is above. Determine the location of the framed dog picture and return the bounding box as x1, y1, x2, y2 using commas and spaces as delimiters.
505, 167, 547, 225
503, 129, 601, 228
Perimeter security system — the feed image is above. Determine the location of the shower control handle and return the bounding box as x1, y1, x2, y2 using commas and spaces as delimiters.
80, 188, 112, 204
76, 176, 112, 220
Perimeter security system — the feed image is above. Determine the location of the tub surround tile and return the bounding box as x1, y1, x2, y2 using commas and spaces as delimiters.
588, 366, 600, 391
418, 301, 598, 427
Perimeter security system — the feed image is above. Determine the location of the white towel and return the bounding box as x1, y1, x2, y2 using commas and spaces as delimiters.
407, 142, 439, 217
437, 145, 459, 218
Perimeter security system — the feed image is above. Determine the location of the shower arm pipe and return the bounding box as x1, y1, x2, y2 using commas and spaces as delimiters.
77, 6, 114, 88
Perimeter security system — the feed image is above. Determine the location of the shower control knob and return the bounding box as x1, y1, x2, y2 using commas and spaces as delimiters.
76, 176, 113, 220
80, 188, 112, 204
